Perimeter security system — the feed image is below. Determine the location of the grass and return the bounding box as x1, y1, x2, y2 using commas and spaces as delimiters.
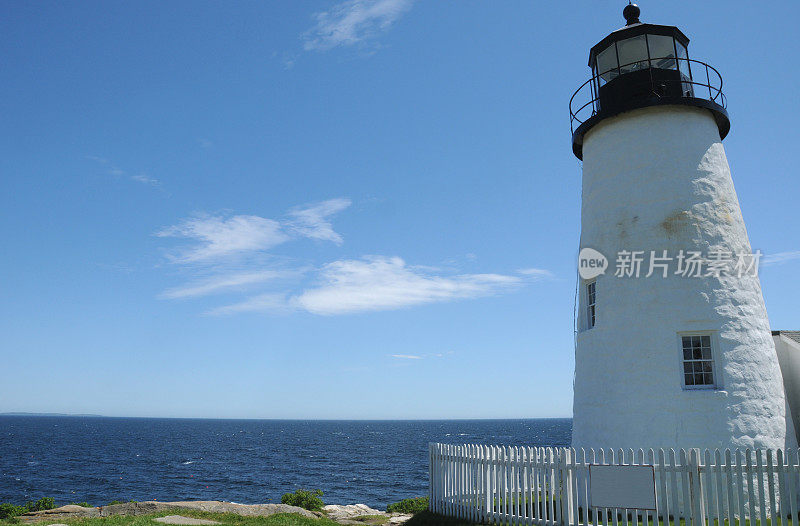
344, 515, 388, 524
0, 511, 485, 526
0, 510, 342, 526
386, 498, 429, 515
0, 509, 462, 526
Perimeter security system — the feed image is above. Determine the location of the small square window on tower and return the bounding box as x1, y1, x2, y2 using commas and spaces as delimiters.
586, 281, 596, 329
680, 333, 717, 389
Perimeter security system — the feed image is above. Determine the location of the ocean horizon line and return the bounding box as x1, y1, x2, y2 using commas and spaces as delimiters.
0, 412, 573, 421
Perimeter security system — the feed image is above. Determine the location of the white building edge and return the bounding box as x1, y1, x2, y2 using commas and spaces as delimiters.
774, 331, 800, 449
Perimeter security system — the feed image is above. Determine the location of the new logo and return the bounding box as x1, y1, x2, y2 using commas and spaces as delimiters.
578, 247, 608, 280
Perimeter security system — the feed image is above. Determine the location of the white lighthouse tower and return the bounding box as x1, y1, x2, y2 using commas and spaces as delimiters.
569, 5, 787, 452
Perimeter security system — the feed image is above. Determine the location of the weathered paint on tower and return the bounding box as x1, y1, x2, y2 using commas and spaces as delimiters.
573, 105, 786, 451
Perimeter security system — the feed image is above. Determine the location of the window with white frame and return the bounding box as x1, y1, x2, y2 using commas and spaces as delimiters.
586, 281, 596, 329
681, 334, 715, 388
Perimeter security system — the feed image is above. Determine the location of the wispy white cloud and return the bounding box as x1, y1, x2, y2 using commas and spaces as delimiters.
160, 270, 300, 299
287, 198, 351, 244
517, 268, 554, 279
205, 293, 290, 316
762, 251, 800, 267
293, 256, 522, 315
88, 156, 162, 187
156, 199, 351, 264
303, 0, 413, 52
157, 200, 551, 317
130, 174, 161, 187
388, 351, 455, 360
156, 214, 288, 263
205, 256, 547, 316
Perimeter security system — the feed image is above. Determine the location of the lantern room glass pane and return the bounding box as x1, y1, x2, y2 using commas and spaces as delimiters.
677, 42, 691, 79
596, 44, 619, 84
676, 42, 693, 95
647, 34, 677, 69
617, 35, 648, 74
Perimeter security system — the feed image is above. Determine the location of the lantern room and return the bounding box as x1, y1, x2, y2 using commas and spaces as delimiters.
569, 4, 730, 159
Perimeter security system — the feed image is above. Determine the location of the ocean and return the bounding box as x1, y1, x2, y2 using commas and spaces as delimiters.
0, 416, 571, 509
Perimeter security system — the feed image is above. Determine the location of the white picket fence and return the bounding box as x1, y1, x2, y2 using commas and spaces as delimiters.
428, 443, 800, 525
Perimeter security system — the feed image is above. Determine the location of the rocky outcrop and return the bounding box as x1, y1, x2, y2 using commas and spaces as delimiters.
153, 516, 221, 525
321, 504, 412, 525
18, 501, 317, 522
322, 504, 383, 520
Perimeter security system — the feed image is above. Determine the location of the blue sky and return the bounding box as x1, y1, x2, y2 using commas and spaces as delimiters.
1, 1, 798, 419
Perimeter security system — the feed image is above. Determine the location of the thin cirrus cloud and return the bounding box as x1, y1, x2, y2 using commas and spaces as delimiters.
130, 174, 162, 187
286, 198, 351, 244
293, 256, 524, 315
159, 270, 300, 300
157, 214, 288, 263
87, 156, 162, 187
762, 250, 800, 267
302, 0, 413, 52
388, 351, 454, 360
157, 199, 351, 263
206, 294, 291, 316
157, 199, 552, 316
517, 268, 555, 279
210, 256, 539, 316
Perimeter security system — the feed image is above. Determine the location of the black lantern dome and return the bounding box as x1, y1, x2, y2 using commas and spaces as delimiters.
569, 5, 729, 159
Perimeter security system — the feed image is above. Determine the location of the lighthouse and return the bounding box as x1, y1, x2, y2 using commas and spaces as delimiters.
569, 5, 788, 452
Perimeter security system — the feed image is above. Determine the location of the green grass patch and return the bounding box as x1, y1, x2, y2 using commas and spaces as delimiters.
280, 490, 324, 512
345, 515, 388, 525
0, 498, 58, 519
386, 497, 428, 515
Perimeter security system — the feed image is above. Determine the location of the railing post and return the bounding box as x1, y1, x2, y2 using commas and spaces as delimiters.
428, 443, 434, 512
561, 448, 575, 526
688, 448, 704, 526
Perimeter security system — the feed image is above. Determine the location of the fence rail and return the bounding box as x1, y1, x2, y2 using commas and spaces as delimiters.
428, 443, 800, 526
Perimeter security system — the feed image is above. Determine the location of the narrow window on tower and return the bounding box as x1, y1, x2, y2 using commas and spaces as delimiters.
680, 334, 716, 389
586, 281, 596, 329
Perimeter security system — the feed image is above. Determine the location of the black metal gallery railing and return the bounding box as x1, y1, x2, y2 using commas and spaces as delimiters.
569, 57, 726, 135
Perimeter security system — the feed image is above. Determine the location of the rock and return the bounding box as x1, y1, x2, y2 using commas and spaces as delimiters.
152, 501, 316, 518
18, 501, 316, 522
331, 510, 413, 525
322, 503, 384, 520
18, 505, 101, 521
50, 506, 93, 514
153, 515, 221, 525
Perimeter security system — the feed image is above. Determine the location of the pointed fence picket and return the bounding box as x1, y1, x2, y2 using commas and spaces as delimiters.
429, 443, 800, 526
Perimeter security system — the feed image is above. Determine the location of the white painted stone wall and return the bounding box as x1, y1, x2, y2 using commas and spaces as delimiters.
774, 333, 800, 448
572, 105, 787, 452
